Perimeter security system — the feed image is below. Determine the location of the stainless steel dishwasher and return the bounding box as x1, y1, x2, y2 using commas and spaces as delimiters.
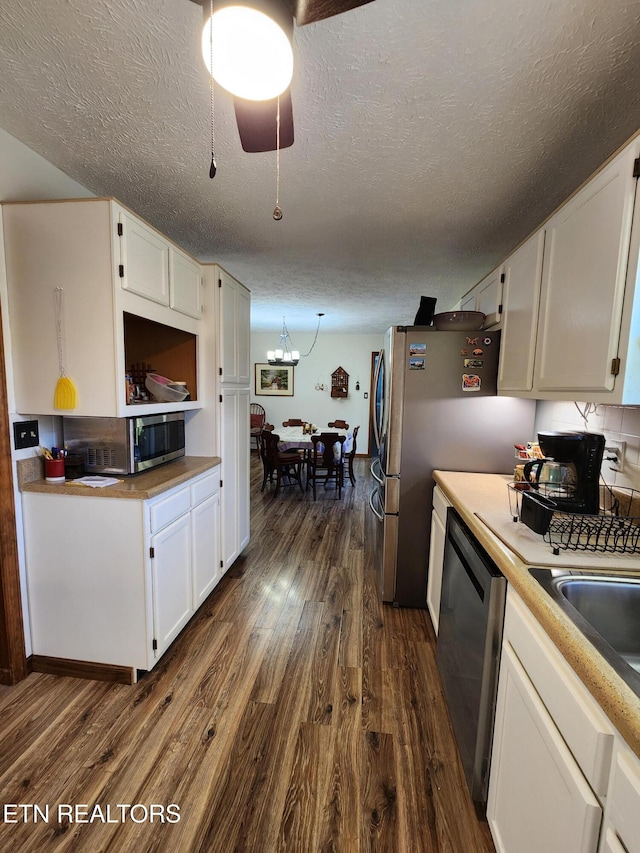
436, 507, 506, 814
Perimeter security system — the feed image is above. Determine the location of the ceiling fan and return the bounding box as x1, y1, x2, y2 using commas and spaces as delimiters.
189, 0, 376, 153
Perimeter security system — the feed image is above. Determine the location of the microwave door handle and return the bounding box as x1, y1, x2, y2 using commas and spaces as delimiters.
128, 418, 137, 472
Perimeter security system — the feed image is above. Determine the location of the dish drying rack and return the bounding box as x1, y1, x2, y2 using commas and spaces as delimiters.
507, 482, 640, 555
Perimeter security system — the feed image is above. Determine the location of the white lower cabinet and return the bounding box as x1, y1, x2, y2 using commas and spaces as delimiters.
426, 485, 450, 633
599, 745, 640, 853
191, 491, 222, 608
151, 513, 192, 656
488, 588, 613, 853
220, 386, 250, 570
488, 643, 602, 853
22, 466, 221, 677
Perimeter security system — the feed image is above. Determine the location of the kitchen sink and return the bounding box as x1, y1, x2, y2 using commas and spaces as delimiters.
528, 568, 640, 699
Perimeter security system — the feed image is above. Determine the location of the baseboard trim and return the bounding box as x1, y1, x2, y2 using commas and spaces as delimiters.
31, 655, 135, 685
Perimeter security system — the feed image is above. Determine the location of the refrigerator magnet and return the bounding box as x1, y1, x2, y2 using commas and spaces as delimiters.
483, 336, 493, 346
409, 342, 426, 356
409, 357, 425, 369
472, 348, 483, 356
464, 358, 483, 369
462, 373, 481, 391
460, 348, 469, 356
466, 335, 480, 346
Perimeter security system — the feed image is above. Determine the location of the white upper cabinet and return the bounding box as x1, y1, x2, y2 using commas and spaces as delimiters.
535, 140, 639, 395
496, 134, 640, 403
459, 267, 503, 328
169, 246, 202, 319
2, 198, 204, 416
118, 210, 170, 306
476, 267, 503, 328
217, 266, 250, 385
498, 230, 545, 393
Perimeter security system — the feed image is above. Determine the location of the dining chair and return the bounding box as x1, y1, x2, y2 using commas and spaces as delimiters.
328, 419, 349, 430
344, 425, 359, 486
257, 425, 275, 491
250, 403, 266, 452
261, 429, 305, 497
282, 418, 306, 427
306, 433, 346, 500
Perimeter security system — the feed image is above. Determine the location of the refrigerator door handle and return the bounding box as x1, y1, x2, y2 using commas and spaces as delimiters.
369, 487, 384, 522
370, 457, 383, 485
372, 348, 384, 452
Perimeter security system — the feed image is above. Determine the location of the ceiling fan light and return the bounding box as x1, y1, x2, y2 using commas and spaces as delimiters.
201, 7, 293, 101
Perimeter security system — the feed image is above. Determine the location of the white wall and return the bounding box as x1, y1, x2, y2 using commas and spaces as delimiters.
250, 331, 382, 454
0, 127, 95, 655
534, 400, 640, 489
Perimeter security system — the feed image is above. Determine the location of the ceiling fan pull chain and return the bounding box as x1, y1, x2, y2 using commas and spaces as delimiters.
273, 95, 283, 220
209, 0, 217, 178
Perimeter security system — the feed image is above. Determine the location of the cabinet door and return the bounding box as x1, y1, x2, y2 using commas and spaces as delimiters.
476, 267, 503, 328
151, 513, 192, 656
236, 283, 251, 385
119, 211, 170, 306
488, 644, 602, 853
460, 291, 477, 311
220, 387, 251, 569
218, 267, 250, 384
237, 387, 250, 552
603, 749, 640, 853
534, 143, 639, 393
170, 247, 202, 319
426, 506, 446, 634
218, 269, 240, 384
191, 492, 221, 608
498, 230, 545, 392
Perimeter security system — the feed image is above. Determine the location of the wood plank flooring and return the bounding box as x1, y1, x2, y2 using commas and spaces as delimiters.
0, 455, 495, 852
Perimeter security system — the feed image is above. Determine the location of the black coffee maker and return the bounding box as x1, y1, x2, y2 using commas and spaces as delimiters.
525, 431, 605, 514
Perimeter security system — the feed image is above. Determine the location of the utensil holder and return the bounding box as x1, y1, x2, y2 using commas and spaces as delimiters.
45, 458, 66, 483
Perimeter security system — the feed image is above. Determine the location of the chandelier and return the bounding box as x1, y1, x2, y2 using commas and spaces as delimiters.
267, 313, 324, 365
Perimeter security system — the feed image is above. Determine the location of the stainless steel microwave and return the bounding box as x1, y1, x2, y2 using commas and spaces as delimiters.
62, 412, 185, 475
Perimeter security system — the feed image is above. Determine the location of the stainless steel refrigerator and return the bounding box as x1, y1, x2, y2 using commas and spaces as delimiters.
369, 325, 536, 608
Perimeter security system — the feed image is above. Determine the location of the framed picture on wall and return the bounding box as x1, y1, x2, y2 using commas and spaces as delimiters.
255, 363, 294, 397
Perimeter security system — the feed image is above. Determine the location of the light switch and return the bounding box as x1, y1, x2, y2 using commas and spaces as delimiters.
13, 419, 39, 449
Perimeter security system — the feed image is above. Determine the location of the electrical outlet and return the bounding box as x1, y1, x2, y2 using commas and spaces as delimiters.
13, 419, 39, 449
604, 439, 626, 474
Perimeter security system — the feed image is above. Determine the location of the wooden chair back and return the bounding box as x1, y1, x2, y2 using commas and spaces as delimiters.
282, 419, 305, 427
328, 419, 349, 430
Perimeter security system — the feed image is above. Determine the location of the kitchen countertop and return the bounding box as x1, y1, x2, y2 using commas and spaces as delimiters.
18, 455, 221, 500
434, 470, 640, 761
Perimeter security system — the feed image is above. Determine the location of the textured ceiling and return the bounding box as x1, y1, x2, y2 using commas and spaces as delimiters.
1, 0, 640, 333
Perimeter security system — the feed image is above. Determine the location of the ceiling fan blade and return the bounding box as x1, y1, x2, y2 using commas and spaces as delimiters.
233, 90, 294, 153
288, 0, 376, 26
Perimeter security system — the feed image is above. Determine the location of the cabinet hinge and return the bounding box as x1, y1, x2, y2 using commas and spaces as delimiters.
152, 639, 158, 651
220, 560, 224, 569
149, 546, 155, 558
633, 157, 640, 179
219, 367, 223, 376
119, 264, 125, 278
611, 357, 621, 376
500, 272, 505, 283
498, 303, 503, 315
117, 222, 123, 237
219, 394, 223, 403
220, 479, 223, 488
218, 278, 222, 288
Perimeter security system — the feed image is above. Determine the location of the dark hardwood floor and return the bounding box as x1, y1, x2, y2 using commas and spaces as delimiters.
0, 454, 495, 852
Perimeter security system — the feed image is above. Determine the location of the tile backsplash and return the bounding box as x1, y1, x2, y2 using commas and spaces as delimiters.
534, 401, 640, 489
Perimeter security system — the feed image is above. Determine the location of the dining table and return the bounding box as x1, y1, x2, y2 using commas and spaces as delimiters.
276, 426, 348, 452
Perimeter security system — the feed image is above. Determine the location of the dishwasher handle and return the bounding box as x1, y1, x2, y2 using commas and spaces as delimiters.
447, 532, 485, 602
